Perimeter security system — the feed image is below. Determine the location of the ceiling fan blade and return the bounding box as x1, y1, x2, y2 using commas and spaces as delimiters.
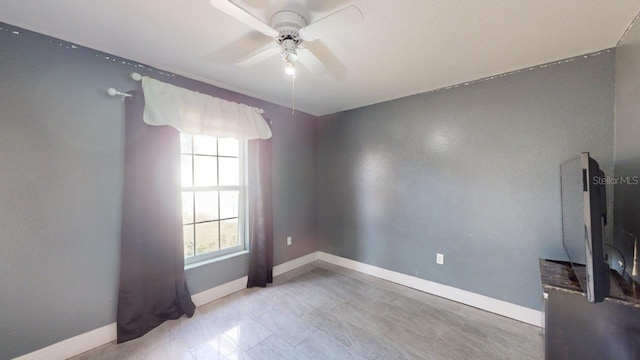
301, 41, 347, 80
297, 48, 329, 76
209, 0, 279, 38
299, 5, 364, 41
238, 46, 281, 67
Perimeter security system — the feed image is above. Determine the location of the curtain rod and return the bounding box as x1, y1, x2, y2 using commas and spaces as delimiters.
106, 73, 142, 100
120, 73, 268, 119
107, 87, 131, 101
107, 73, 142, 101
132, 73, 267, 115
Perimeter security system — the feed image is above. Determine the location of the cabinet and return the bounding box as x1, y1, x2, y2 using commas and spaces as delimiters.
539, 259, 640, 359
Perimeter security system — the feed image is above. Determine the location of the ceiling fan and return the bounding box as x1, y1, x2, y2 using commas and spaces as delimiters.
209, 0, 364, 77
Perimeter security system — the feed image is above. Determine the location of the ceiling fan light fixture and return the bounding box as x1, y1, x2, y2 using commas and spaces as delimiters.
285, 62, 295, 76
280, 38, 299, 63
281, 51, 298, 63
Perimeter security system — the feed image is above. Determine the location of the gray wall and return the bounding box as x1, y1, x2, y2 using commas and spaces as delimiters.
0, 23, 317, 359
318, 51, 615, 310
614, 21, 640, 284
0, 18, 626, 359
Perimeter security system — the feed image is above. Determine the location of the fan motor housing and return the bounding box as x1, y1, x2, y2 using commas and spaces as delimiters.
271, 10, 307, 63
271, 10, 306, 43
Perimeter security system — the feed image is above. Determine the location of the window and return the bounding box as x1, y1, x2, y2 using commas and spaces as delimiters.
180, 134, 246, 264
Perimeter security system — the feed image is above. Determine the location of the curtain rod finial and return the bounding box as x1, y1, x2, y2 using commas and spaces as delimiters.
108, 87, 132, 101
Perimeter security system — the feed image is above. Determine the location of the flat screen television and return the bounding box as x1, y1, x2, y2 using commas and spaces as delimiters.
560, 152, 609, 303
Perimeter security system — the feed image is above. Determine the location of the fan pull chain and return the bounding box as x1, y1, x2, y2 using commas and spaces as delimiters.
291, 65, 296, 115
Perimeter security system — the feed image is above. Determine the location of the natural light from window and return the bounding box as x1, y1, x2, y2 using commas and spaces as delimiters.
180, 134, 245, 264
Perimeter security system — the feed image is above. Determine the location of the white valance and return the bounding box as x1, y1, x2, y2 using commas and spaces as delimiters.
141, 77, 272, 140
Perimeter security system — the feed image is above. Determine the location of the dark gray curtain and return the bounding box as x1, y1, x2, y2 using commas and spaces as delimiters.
247, 139, 274, 287
117, 91, 195, 343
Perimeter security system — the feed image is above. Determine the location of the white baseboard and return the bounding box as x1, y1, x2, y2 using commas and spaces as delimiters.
317, 252, 542, 327
191, 276, 248, 307
12, 323, 117, 360
13, 251, 322, 360
13, 275, 251, 360
14, 250, 541, 359
273, 252, 320, 277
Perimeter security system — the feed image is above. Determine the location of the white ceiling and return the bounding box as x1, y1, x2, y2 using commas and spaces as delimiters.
1, 1, 639, 116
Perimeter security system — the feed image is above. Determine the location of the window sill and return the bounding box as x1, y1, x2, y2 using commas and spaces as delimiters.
185, 250, 249, 271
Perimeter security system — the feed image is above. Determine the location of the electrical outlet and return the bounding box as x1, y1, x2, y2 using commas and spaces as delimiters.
287, 236, 292, 246
436, 253, 444, 265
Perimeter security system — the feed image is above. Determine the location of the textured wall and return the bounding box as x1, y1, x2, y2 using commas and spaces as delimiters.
0, 23, 317, 359
318, 51, 615, 310
614, 21, 640, 284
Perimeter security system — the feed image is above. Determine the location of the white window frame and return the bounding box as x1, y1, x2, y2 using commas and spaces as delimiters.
181, 135, 248, 266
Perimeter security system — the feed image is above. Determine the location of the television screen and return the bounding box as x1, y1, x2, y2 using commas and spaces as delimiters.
560, 152, 609, 303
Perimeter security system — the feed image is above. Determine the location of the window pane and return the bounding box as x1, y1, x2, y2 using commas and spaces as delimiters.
194, 135, 217, 155
194, 156, 217, 186
181, 155, 193, 187
182, 192, 194, 224
184, 225, 195, 257
219, 158, 239, 186
218, 138, 239, 157
195, 191, 218, 222
219, 191, 239, 219
180, 134, 193, 154
196, 221, 219, 255
220, 218, 238, 249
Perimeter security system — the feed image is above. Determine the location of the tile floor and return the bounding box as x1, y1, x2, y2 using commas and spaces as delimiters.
71, 261, 542, 359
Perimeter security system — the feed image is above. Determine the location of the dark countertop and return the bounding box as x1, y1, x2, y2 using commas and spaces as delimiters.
539, 258, 640, 307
